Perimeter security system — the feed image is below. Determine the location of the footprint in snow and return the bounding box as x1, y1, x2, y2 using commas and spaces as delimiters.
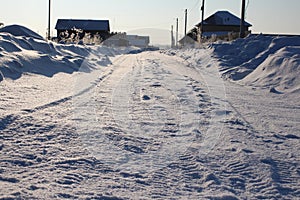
142, 95, 151, 101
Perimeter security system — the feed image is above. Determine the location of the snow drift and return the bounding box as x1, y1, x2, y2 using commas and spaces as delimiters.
0, 24, 44, 40
165, 34, 300, 93
211, 34, 300, 93
0, 25, 137, 81
242, 44, 300, 93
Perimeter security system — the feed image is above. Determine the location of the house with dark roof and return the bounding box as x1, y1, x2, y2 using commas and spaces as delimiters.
55, 19, 110, 42
197, 11, 252, 36
180, 11, 252, 44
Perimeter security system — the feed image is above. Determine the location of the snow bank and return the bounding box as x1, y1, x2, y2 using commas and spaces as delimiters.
211, 35, 300, 92
0, 32, 102, 80
164, 34, 300, 93
243, 46, 300, 92
0, 24, 44, 40
0, 25, 137, 81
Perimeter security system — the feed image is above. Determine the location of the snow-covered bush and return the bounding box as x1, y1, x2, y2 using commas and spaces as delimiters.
82, 32, 102, 45
58, 27, 102, 45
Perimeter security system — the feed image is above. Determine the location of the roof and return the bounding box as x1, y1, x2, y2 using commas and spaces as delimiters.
197, 11, 252, 27
55, 19, 110, 31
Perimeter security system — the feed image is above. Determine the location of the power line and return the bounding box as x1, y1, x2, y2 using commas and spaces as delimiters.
245, 0, 250, 18
190, 0, 201, 12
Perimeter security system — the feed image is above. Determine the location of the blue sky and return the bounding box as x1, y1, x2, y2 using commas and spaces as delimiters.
0, 0, 299, 44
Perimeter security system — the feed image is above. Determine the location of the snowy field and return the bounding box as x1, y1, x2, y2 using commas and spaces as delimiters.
0, 25, 299, 199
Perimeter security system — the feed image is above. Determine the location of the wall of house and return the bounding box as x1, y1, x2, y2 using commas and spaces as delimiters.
202, 25, 249, 33
103, 34, 150, 47
127, 35, 149, 47
103, 38, 129, 47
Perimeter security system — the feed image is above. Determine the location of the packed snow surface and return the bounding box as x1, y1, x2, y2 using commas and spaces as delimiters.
0, 26, 299, 199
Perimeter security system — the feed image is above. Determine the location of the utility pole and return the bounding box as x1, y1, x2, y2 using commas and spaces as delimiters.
48, 0, 51, 40
171, 25, 175, 48
184, 9, 187, 37
240, 0, 246, 38
184, 9, 188, 45
200, 0, 205, 39
176, 18, 178, 48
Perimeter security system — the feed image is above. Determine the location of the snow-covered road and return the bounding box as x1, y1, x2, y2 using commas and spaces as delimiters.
1, 50, 299, 199
74, 51, 228, 172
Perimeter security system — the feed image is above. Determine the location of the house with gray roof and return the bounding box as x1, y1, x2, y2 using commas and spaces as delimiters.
55, 19, 110, 43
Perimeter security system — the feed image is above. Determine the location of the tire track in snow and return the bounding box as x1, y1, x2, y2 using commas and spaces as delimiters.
0, 53, 131, 199
86, 52, 215, 172
2, 49, 298, 199
167, 49, 300, 199
0, 53, 127, 134
77, 51, 232, 199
